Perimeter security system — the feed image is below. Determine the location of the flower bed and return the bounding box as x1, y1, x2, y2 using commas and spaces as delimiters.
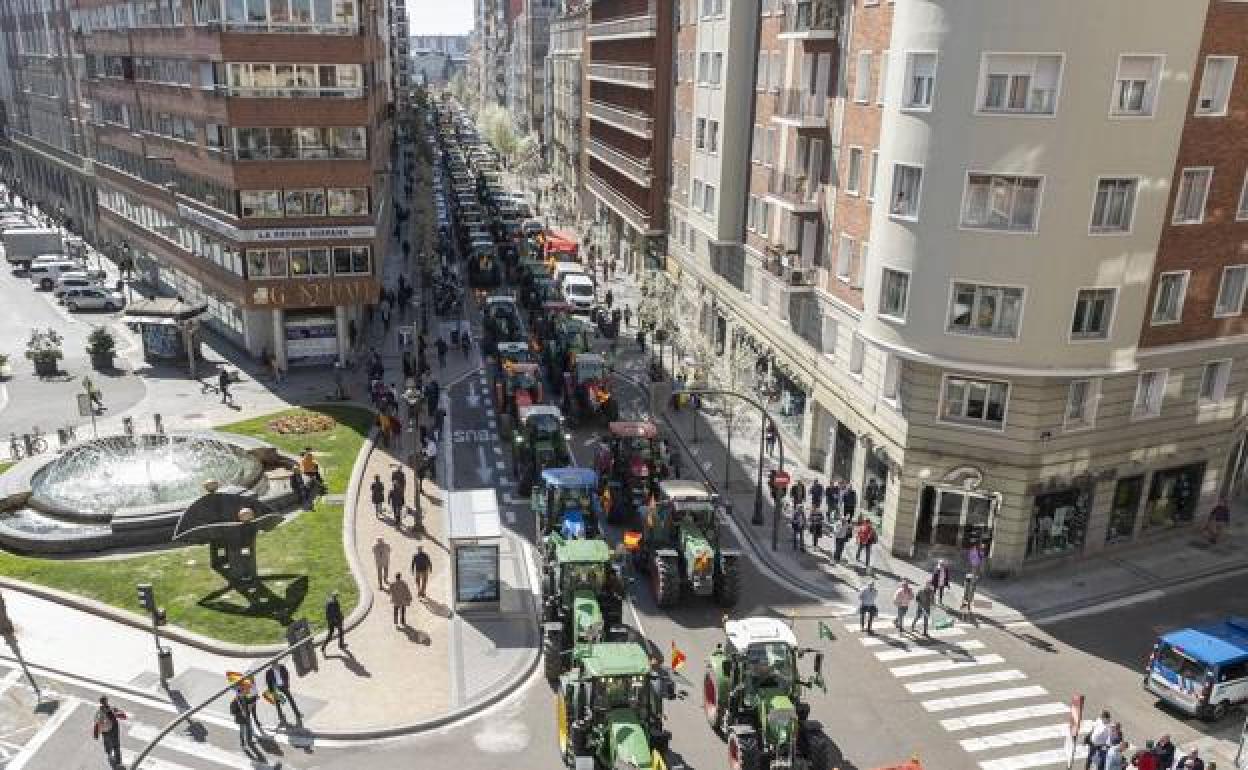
267, 411, 338, 435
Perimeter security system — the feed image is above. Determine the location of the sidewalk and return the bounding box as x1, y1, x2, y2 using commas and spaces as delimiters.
601, 268, 1248, 626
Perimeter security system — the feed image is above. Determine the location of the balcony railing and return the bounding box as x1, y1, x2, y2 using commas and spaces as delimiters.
774, 89, 828, 126
780, 0, 840, 39
586, 170, 650, 231
216, 20, 359, 35
587, 63, 655, 89
587, 100, 653, 137
215, 84, 365, 99
588, 137, 651, 186
768, 169, 822, 209
587, 13, 657, 41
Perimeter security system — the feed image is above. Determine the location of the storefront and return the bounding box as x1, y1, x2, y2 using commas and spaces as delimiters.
285, 311, 339, 367
1142, 462, 1204, 530
916, 485, 995, 553
831, 423, 856, 484
1106, 475, 1145, 545
754, 354, 809, 442
1026, 485, 1092, 560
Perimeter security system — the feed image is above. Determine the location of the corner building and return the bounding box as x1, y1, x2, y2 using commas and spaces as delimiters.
667, 0, 1246, 574
76, 0, 396, 366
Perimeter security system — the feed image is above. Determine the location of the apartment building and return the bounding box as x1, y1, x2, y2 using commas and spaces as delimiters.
666, 0, 1245, 574
585, 0, 672, 274
76, 0, 398, 367
510, 0, 555, 135
545, 3, 587, 224
475, 0, 511, 108
2, 0, 99, 243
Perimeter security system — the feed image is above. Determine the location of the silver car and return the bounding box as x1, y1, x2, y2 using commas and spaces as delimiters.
62, 287, 125, 312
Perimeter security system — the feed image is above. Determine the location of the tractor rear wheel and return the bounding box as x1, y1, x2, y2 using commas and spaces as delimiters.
713, 557, 741, 608
543, 628, 565, 682
652, 554, 680, 608
702, 671, 725, 734
802, 727, 834, 770
728, 730, 761, 770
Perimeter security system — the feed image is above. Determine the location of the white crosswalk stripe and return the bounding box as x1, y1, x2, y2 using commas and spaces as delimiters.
921, 685, 1049, 712
859, 628, 966, 646
128, 722, 270, 770
940, 703, 1072, 731
875, 639, 985, 661
978, 746, 1089, 770
905, 669, 1027, 694
890, 654, 1005, 677
960, 721, 1093, 752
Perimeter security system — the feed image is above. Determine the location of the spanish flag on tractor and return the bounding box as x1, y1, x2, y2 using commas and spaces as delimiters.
622, 531, 642, 552
670, 641, 687, 671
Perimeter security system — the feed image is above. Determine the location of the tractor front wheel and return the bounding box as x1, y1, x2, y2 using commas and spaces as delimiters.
728, 730, 762, 770
802, 727, 835, 770
543, 628, 565, 682
714, 557, 741, 608
652, 554, 680, 608
702, 671, 725, 734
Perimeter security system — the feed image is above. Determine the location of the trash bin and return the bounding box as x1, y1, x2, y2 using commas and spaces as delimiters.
157, 646, 174, 680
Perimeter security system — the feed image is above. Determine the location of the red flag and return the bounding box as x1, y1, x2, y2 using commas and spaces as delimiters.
670, 641, 687, 671
622, 531, 642, 552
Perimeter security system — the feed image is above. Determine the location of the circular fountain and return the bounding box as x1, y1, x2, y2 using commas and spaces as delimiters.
0, 432, 291, 553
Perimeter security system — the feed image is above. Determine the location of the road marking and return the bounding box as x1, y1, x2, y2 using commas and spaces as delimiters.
128, 722, 269, 769
859, 628, 966, 646
961, 721, 1094, 753
940, 703, 1072, 732
504, 494, 525, 504
890, 654, 1004, 677
922, 685, 1049, 713
977, 746, 1089, 770
0, 669, 23, 696
875, 639, 985, 661
6, 698, 80, 770
905, 669, 1027, 694
842, 617, 896, 630
1016, 588, 1166, 627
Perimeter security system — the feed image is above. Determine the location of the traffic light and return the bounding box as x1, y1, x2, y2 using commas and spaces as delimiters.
154, 607, 168, 626
137, 583, 155, 613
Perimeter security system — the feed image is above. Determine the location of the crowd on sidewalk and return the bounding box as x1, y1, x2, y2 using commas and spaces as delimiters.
1081, 712, 1211, 770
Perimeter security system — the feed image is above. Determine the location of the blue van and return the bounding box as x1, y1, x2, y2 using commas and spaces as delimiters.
1145, 617, 1248, 720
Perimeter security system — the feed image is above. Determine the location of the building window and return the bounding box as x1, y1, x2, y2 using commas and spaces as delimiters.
698, 52, 709, 83
289, 247, 332, 276
1064, 378, 1100, 431
246, 247, 288, 278
890, 164, 922, 219
849, 334, 865, 375
1111, 55, 1162, 117
332, 245, 371, 275
1133, 369, 1167, 418
878, 268, 910, 320
1151, 271, 1188, 325
948, 283, 1024, 338
695, 117, 706, 149
960, 173, 1042, 232
868, 151, 880, 200
941, 376, 1009, 429
882, 355, 900, 403
240, 189, 282, 218
903, 52, 936, 110
1238, 172, 1248, 221
836, 233, 854, 282
1200, 360, 1232, 405
1090, 177, 1137, 233
710, 53, 723, 85
845, 146, 863, 194
691, 179, 703, 210
327, 187, 369, 216
283, 188, 326, 216
978, 53, 1062, 115
1071, 288, 1115, 339
1172, 168, 1212, 224
751, 124, 762, 163
770, 51, 782, 91
1214, 265, 1248, 317
1195, 55, 1237, 116
854, 51, 872, 103
876, 50, 890, 105
765, 128, 778, 166
707, 120, 719, 153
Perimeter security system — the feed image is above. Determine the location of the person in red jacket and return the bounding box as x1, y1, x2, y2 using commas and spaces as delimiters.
855, 518, 878, 569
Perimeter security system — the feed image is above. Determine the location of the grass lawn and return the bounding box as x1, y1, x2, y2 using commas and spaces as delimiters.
0, 461, 12, 475
0, 405, 374, 645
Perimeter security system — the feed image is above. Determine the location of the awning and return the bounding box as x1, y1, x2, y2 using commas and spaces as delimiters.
123, 298, 208, 323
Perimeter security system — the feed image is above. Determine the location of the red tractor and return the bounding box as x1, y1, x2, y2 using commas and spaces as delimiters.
562, 353, 618, 427
495, 361, 544, 438
594, 420, 669, 526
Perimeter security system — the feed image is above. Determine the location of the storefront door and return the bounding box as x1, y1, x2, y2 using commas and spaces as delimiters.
1144, 463, 1205, 530
918, 487, 996, 550
1106, 475, 1144, 545
831, 423, 855, 484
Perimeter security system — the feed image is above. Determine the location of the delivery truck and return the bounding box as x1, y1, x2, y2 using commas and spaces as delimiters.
3, 228, 64, 269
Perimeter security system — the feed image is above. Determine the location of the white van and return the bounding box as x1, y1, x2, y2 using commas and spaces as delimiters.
29, 260, 82, 290
552, 260, 589, 289
54, 271, 107, 298
561, 273, 597, 315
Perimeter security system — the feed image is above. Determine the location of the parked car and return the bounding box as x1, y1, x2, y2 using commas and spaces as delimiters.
29, 260, 82, 290
62, 287, 125, 312
54, 271, 107, 298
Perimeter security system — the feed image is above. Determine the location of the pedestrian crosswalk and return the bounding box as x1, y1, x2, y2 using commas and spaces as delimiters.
844, 619, 1089, 769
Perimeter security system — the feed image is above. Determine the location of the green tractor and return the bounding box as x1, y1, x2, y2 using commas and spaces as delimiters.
639, 480, 741, 608
512, 404, 572, 492
703, 617, 831, 770
540, 536, 626, 681
556, 642, 672, 770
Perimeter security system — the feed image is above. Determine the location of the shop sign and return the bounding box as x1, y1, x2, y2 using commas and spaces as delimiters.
177, 204, 376, 243
251, 281, 376, 307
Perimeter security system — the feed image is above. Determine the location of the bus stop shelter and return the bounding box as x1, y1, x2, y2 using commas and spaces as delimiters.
448, 489, 503, 613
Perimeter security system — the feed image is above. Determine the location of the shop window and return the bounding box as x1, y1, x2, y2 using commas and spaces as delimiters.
327, 187, 369, 216
1105, 475, 1143, 544
915, 488, 994, 551
1143, 463, 1204, 530
283, 188, 326, 216
1026, 487, 1091, 559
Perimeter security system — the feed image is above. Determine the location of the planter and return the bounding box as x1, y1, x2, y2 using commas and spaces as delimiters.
32, 358, 58, 377
89, 351, 114, 370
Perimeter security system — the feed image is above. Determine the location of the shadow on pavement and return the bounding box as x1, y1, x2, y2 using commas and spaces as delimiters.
197, 573, 309, 627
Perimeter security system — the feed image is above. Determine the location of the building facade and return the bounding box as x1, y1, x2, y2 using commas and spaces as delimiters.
75, 0, 397, 366
3, 0, 99, 243
585, 0, 673, 275
664, 0, 1246, 575
545, 3, 586, 225
510, 0, 554, 136
475, 0, 512, 109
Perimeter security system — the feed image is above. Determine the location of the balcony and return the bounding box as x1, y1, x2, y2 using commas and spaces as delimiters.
586, 170, 650, 232
587, 63, 655, 89
773, 89, 828, 128
587, 13, 657, 41
218, 20, 358, 34
587, 100, 653, 138
779, 0, 840, 40
587, 137, 651, 187
766, 169, 822, 212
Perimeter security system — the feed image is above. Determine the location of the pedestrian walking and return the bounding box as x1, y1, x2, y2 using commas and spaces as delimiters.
1105, 741, 1128, 770
388, 483, 405, 528
605, 288, 614, 310
636, 326, 646, 353
372, 536, 391, 590
1153, 735, 1176, 770
402, 352, 414, 380
832, 513, 853, 562
93, 696, 125, 766
290, 467, 308, 509
424, 379, 441, 418
893, 580, 914, 631
264, 661, 302, 724
218, 368, 232, 404
930, 559, 952, 605
808, 505, 824, 549
1177, 749, 1205, 770
810, 479, 825, 514
1204, 497, 1231, 544
389, 572, 413, 627
764, 422, 777, 457
858, 581, 879, 634
1086, 711, 1113, 770
855, 518, 878, 568
790, 503, 806, 551
411, 545, 433, 597
842, 484, 858, 520
967, 542, 986, 576
423, 435, 438, 484
370, 474, 385, 518
790, 478, 807, 508
912, 581, 934, 636
230, 693, 256, 750
622, 304, 632, 328
320, 591, 347, 651
436, 336, 448, 368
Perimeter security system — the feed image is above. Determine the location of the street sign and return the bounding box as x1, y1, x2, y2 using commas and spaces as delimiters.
1065, 694, 1085, 769
772, 470, 791, 488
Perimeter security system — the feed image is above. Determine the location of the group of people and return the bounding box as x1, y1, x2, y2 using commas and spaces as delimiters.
781, 476, 884, 567
856, 558, 956, 636
371, 538, 435, 629
1085, 713, 1209, 770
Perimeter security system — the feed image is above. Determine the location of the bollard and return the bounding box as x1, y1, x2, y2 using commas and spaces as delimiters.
56, 428, 70, 448
157, 646, 174, 680
153, 413, 164, 434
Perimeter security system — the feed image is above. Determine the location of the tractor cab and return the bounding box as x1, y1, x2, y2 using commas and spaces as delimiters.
597, 421, 664, 525
496, 361, 544, 416
541, 538, 627, 681
640, 480, 740, 608
656, 480, 718, 532
494, 341, 537, 376
512, 404, 571, 492
483, 295, 526, 351
554, 316, 593, 370
564, 353, 618, 426
533, 467, 603, 541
